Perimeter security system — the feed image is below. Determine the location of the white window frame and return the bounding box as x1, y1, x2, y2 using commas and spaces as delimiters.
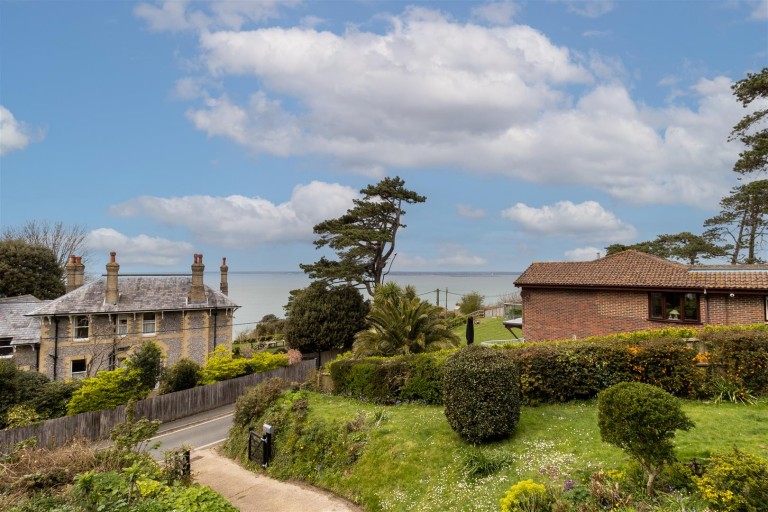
142, 312, 156, 336
71, 358, 87, 379
74, 316, 89, 341
765, 296, 768, 321
117, 315, 128, 337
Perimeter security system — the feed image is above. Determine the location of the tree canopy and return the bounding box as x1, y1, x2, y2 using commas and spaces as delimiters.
605, 232, 727, 264
1, 219, 89, 269
0, 239, 65, 299
704, 179, 768, 263
730, 67, 767, 176
284, 282, 369, 353
300, 176, 426, 297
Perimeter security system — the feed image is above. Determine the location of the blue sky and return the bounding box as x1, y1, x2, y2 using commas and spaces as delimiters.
1, 0, 766, 274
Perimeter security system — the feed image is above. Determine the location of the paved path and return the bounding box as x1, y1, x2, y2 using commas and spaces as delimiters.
193, 447, 363, 512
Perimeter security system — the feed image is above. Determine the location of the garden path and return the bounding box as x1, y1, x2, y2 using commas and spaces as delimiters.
193, 447, 362, 512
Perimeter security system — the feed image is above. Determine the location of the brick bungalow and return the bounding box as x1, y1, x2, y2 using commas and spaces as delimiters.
514, 250, 768, 341
25, 252, 239, 380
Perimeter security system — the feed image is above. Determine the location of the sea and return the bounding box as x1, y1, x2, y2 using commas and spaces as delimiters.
224, 271, 522, 334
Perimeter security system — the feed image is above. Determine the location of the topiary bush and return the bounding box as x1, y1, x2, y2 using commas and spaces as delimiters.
597, 382, 694, 496
443, 345, 521, 444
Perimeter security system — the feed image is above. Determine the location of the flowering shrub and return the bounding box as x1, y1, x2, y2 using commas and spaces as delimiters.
695, 449, 768, 512
200, 346, 288, 384
509, 337, 704, 403
499, 479, 549, 512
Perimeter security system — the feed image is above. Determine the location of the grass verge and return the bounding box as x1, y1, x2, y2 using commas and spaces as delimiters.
230, 393, 767, 511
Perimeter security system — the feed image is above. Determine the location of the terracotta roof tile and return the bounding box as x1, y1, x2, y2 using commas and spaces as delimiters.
514, 250, 768, 291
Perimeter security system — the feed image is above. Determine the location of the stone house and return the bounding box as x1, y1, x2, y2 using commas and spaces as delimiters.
0, 295, 51, 370
514, 250, 768, 341
26, 252, 239, 380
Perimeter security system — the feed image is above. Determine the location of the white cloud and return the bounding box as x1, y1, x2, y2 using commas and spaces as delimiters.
750, 0, 768, 20
501, 200, 637, 242
149, 7, 744, 207
86, 228, 194, 266
457, 204, 487, 219
471, 1, 520, 25
562, 0, 614, 18
564, 246, 604, 261
108, 181, 358, 248
134, 0, 297, 32
397, 245, 488, 268
0, 106, 41, 156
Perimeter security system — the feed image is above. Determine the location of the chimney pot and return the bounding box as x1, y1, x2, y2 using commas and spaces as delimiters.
189, 253, 206, 303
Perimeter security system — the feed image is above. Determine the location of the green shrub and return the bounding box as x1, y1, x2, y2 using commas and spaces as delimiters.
125, 341, 164, 390
695, 449, 768, 512
67, 368, 149, 415
31, 379, 82, 419
329, 351, 450, 404
702, 327, 768, 395
233, 378, 289, 428
244, 351, 288, 374
200, 346, 249, 384
5, 405, 43, 428
443, 345, 521, 444
15, 370, 50, 405
508, 337, 705, 404
159, 358, 201, 394
597, 382, 694, 496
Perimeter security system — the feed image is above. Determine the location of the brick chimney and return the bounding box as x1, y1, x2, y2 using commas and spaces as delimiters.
105, 252, 119, 305
220, 257, 229, 296
64, 255, 82, 293
189, 253, 206, 303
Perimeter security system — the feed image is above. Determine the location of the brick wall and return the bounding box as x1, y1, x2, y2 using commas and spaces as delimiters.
522, 289, 767, 342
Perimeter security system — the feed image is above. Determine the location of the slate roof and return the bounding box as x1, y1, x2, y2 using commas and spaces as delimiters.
514, 250, 768, 291
0, 295, 50, 345
27, 277, 239, 317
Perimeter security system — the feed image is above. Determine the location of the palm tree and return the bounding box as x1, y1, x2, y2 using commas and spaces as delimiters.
353, 285, 459, 357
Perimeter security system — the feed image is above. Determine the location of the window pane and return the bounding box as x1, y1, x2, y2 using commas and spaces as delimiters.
71, 358, 86, 378
665, 294, 681, 320
143, 313, 155, 334
684, 293, 698, 321
75, 317, 89, 339
117, 318, 128, 336
650, 293, 663, 318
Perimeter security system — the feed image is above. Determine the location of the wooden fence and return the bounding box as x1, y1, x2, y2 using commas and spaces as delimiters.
0, 359, 316, 452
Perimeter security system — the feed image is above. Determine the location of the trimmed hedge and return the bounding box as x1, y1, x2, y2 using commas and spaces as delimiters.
329, 351, 450, 404
509, 337, 704, 404
700, 326, 768, 394
328, 326, 768, 405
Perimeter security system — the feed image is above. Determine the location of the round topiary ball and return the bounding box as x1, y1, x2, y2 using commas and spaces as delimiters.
443, 345, 521, 443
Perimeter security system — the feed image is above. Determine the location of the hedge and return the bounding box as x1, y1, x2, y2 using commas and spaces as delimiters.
329, 351, 451, 404
328, 326, 768, 405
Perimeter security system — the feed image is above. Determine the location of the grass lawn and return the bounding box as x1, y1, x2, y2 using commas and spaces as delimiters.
300, 393, 768, 512
452, 316, 523, 344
